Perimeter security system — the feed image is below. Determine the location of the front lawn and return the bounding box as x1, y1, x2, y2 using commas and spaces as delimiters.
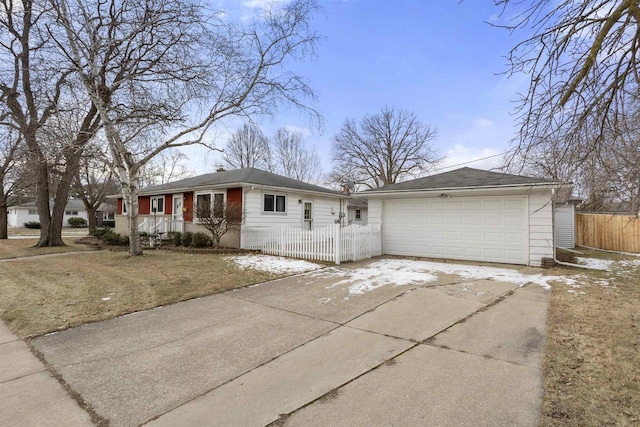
0, 250, 284, 337
0, 238, 95, 260
541, 250, 640, 426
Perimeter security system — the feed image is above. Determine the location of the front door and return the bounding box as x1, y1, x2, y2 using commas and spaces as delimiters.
172, 194, 184, 225
303, 201, 313, 230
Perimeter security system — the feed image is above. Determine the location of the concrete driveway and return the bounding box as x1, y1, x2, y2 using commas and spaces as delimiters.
31, 257, 550, 426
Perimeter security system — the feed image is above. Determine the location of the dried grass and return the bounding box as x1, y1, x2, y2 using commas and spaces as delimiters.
541, 253, 640, 426
0, 250, 280, 337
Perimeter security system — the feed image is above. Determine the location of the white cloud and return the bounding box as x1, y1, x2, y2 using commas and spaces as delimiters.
438, 144, 504, 172
241, 0, 289, 10
474, 118, 495, 128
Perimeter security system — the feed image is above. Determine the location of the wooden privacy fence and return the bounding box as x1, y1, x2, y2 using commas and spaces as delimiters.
576, 213, 640, 253
241, 223, 380, 264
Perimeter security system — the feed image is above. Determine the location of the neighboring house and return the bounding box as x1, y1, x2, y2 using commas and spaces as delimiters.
554, 197, 581, 250
97, 202, 117, 227
7, 199, 89, 228
112, 168, 348, 248
347, 198, 368, 225
360, 167, 568, 267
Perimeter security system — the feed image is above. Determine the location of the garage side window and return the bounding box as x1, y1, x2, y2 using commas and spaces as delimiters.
263, 194, 286, 213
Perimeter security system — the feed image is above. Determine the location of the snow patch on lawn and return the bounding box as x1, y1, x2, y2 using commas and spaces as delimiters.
576, 257, 640, 271
227, 254, 323, 274
329, 259, 572, 295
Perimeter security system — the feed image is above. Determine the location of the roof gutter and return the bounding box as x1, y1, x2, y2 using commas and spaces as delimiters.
359, 181, 565, 197
107, 182, 348, 199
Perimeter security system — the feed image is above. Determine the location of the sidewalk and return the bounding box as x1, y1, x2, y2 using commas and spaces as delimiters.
0, 321, 93, 426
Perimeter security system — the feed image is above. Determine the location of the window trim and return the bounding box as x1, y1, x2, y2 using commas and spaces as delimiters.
262, 193, 287, 214
151, 195, 165, 214
194, 191, 226, 221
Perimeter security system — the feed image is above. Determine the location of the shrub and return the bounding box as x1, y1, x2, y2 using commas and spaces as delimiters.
167, 231, 182, 246
182, 231, 193, 247
67, 217, 87, 228
91, 227, 111, 238
24, 221, 41, 229
191, 232, 211, 248
101, 230, 128, 246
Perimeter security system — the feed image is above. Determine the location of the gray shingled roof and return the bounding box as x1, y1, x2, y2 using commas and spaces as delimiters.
362, 167, 560, 193
10, 198, 86, 210
138, 167, 344, 196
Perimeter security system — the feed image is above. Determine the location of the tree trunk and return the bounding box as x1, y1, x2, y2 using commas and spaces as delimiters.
0, 203, 8, 239
87, 206, 98, 233
33, 146, 53, 247
124, 173, 143, 256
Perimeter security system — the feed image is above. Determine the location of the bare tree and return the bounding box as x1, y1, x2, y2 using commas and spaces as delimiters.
53, 0, 321, 256
139, 150, 193, 188
73, 141, 118, 233
270, 127, 322, 183
331, 107, 440, 189
196, 200, 243, 248
0, 126, 25, 238
223, 123, 270, 170
0, 0, 102, 246
496, 0, 640, 202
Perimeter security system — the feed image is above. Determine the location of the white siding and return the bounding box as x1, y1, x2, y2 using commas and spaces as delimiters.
347, 206, 368, 225
554, 203, 575, 249
368, 199, 383, 256
243, 189, 342, 229
528, 191, 555, 266
8, 207, 88, 227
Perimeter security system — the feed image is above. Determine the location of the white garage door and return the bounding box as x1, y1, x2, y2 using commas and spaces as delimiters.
382, 196, 527, 264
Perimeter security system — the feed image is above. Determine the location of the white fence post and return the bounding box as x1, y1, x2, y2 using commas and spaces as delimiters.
334, 223, 341, 265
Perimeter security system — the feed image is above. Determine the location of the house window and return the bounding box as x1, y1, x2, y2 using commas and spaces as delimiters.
151, 196, 165, 214
28, 209, 37, 215
355, 209, 361, 220
65, 211, 79, 216
103, 212, 115, 220
195, 192, 225, 219
122, 200, 127, 213
196, 194, 211, 218
263, 194, 286, 213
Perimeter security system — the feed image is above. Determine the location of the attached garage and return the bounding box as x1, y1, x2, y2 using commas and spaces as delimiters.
362, 167, 567, 267
382, 196, 527, 264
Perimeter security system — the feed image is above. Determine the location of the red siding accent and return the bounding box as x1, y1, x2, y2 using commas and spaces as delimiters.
227, 187, 243, 222
183, 192, 194, 222
165, 194, 173, 215
139, 196, 150, 215
117, 198, 123, 214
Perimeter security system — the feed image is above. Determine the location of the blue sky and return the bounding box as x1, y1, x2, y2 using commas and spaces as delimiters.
193, 0, 531, 176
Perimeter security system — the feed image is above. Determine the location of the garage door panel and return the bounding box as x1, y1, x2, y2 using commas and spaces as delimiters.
383, 196, 527, 265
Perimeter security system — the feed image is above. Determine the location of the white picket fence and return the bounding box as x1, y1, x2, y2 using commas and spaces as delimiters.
241, 223, 379, 264
138, 218, 184, 235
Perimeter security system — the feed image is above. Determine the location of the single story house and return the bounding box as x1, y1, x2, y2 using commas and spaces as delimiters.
7, 199, 89, 228
360, 167, 568, 267
112, 167, 348, 247
347, 198, 368, 225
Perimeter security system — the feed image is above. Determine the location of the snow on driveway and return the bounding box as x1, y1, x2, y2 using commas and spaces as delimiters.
228, 254, 583, 296
227, 254, 323, 274
326, 259, 573, 295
